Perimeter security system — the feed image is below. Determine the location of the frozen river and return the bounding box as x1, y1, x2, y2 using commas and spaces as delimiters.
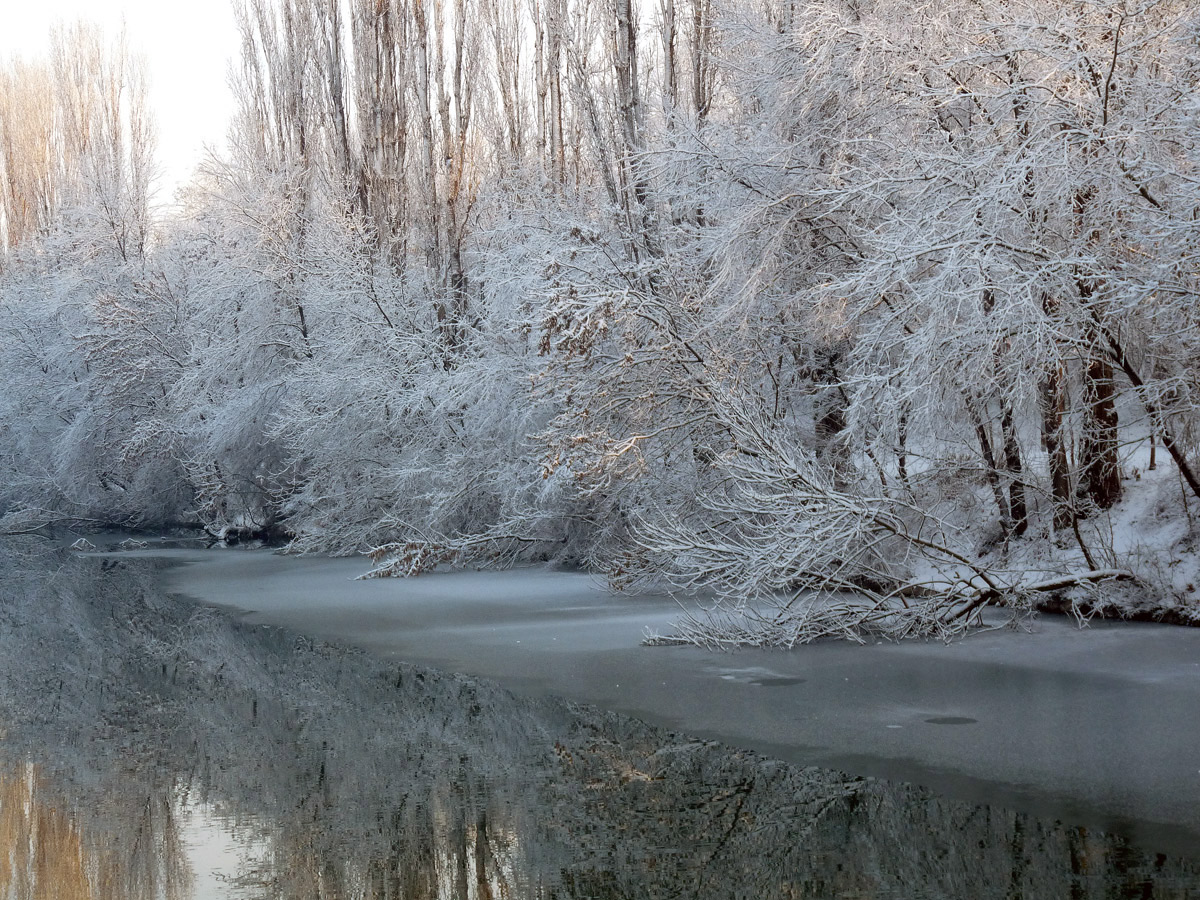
149, 542, 1200, 856
5, 535, 1200, 898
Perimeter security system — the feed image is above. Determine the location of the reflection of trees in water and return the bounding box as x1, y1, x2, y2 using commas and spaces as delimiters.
189, 657, 568, 899
253, 790, 527, 899
538, 719, 1197, 900
0, 764, 191, 900
0, 766, 90, 900
0, 540, 1197, 899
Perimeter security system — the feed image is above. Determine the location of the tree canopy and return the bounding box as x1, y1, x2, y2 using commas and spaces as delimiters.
4, 0, 1200, 643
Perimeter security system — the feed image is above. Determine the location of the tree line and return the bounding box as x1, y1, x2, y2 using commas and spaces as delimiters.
3, 0, 1200, 643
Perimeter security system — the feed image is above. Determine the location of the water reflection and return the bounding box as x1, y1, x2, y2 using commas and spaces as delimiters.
0, 763, 192, 900
0, 540, 1197, 899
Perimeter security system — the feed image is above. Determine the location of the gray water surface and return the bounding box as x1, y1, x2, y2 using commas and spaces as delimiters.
3, 538, 1200, 897
137, 543, 1200, 856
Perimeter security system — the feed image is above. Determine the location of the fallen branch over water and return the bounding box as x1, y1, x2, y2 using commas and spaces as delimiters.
645, 568, 1142, 649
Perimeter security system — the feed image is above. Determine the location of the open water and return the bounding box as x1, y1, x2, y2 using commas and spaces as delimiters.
1, 537, 1198, 898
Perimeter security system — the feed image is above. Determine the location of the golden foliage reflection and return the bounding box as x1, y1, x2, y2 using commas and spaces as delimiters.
0, 763, 192, 900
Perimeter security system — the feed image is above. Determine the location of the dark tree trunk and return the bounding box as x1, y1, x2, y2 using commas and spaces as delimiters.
1080, 355, 1122, 510
1094, 311, 1200, 502
1000, 401, 1028, 536
1039, 368, 1074, 531
1074, 280, 1122, 510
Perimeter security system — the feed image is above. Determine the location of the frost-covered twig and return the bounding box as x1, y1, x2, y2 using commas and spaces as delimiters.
635, 393, 1139, 646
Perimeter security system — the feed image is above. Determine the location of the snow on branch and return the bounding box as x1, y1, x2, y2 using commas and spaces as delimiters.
635, 392, 1136, 646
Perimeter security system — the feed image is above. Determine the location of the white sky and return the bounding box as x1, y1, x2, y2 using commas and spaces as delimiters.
1, 1, 242, 204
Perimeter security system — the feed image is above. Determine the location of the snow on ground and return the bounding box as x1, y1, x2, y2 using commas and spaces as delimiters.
896, 437, 1200, 626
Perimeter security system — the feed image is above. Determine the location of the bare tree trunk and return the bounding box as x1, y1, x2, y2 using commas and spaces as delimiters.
979, 288, 1023, 536
546, 0, 565, 184
319, 0, 355, 196
660, 0, 678, 115
412, 0, 445, 330
445, 0, 474, 353
1080, 354, 1122, 510
1076, 279, 1122, 511
486, 0, 524, 164
613, 0, 657, 259
1000, 401, 1028, 535
966, 395, 1011, 530
354, 0, 410, 270
688, 0, 712, 124
531, 0, 548, 170
1040, 366, 1074, 531
1099, 315, 1200, 501
613, 0, 642, 164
